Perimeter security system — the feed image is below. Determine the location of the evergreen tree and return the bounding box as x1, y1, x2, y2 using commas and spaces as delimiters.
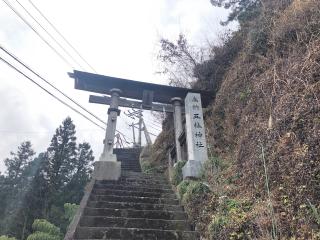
46, 117, 77, 192
4, 141, 35, 185
210, 0, 261, 25
0, 117, 95, 239
42, 117, 77, 220
62, 142, 94, 204
0, 142, 36, 238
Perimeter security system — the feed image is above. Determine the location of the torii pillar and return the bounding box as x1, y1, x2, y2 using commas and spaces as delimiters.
92, 88, 122, 180
171, 97, 183, 163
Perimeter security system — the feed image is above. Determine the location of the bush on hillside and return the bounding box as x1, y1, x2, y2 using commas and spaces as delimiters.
0, 236, 16, 240
170, 161, 186, 186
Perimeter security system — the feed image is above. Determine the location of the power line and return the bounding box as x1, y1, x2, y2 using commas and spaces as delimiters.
13, 0, 87, 70
27, 0, 97, 73
0, 56, 106, 131
2, 0, 74, 68
0, 45, 132, 142
132, 125, 157, 137
0, 45, 105, 126
0, 45, 130, 142
1, 0, 134, 142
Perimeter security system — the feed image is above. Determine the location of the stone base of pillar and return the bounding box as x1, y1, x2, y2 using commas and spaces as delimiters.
92, 161, 121, 180
182, 160, 203, 179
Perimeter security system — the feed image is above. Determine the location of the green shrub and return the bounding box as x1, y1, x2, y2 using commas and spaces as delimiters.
31, 219, 61, 236
26, 232, 60, 240
170, 161, 186, 186
0, 236, 16, 240
182, 181, 211, 204
64, 203, 79, 223
26, 219, 62, 240
177, 180, 194, 199
208, 215, 228, 237
140, 161, 154, 173
200, 155, 228, 181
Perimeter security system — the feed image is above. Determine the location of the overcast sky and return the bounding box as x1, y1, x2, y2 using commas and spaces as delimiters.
0, 0, 233, 172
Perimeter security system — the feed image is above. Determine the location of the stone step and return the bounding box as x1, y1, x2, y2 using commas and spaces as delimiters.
92, 188, 176, 199
84, 208, 187, 220
121, 168, 141, 171
121, 165, 141, 168
97, 179, 171, 186
121, 169, 141, 172
120, 164, 140, 167
80, 216, 191, 231
94, 182, 172, 190
120, 172, 166, 180
118, 178, 168, 184
120, 174, 167, 180
87, 201, 183, 212
89, 195, 179, 205
75, 227, 198, 240
121, 166, 140, 168
93, 183, 173, 193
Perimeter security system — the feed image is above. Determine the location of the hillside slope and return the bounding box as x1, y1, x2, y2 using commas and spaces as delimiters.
150, 0, 320, 239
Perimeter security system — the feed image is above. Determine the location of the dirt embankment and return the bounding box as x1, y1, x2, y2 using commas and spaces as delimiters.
151, 1, 320, 239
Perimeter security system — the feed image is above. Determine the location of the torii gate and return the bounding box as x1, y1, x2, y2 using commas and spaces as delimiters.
69, 70, 212, 180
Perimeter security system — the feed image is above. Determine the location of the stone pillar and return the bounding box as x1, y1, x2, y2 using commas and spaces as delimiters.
182, 93, 208, 179
171, 97, 183, 163
93, 88, 121, 180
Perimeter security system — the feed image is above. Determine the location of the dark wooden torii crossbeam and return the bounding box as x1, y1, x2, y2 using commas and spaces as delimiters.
68, 70, 213, 109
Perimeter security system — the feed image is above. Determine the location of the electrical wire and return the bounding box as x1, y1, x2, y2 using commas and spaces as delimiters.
13, 0, 87, 70
0, 56, 106, 131
1, 1, 135, 142
0, 45, 132, 142
0, 45, 105, 126
2, 0, 74, 68
27, 0, 97, 73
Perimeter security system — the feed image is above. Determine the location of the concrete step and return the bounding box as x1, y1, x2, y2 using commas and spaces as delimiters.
80, 216, 191, 231
92, 188, 176, 198
84, 208, 187, 220
121, 167, 141, 170
118, 178, 169, 185
75, 227, 199, 240
89, 195, 179, 205
97, 179, 171, 186
87, 201, 183, 212
93, 183, 173, 193
121, 169, 141, 172
94, 182, 172, 190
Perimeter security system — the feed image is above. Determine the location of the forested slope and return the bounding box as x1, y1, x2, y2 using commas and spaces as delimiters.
0, 117, 94, 240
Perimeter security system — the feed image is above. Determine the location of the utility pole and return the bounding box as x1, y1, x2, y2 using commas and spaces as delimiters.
138, 114, 142, 147
142, 118, 152, 145
125, 109, 143, 147
129, 122, 137, 147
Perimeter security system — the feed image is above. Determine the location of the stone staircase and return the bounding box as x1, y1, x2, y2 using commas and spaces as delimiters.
67, 148, 198, 240
113, 148, 142, 172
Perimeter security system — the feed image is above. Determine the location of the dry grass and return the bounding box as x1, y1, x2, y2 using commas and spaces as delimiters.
150, 0, 319, 238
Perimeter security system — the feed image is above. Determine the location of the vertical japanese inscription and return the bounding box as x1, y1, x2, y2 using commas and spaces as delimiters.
185, 93, 208, 163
